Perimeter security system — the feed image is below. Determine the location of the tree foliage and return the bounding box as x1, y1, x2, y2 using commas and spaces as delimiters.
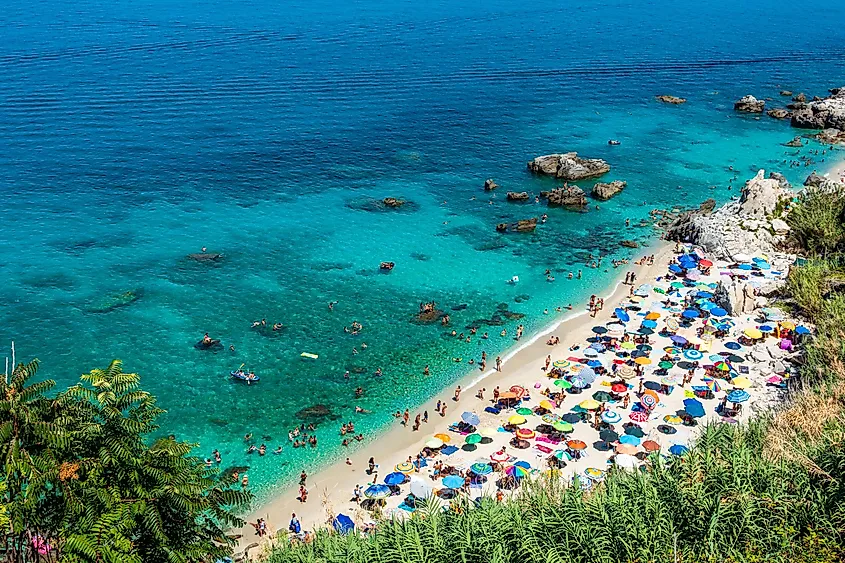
0, 360, 251, 562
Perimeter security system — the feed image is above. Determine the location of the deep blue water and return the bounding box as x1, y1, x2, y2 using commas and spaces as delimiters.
1, 0, 844, 503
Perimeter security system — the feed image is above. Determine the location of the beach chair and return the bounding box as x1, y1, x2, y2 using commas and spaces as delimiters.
484, 406, 501, 415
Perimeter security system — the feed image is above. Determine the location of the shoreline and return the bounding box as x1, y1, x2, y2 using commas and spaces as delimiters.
236, 238, 674, 550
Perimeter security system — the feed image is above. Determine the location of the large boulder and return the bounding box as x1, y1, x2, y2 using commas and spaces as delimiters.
784, 136, 803, 147
767, 108, 790, 119
714, 279, 757, 316
734, 95, 765, 113
814, 128, 845, 145
656, 95, 686, 104
591, 180, 627, 200
383, 197, 405, 208
483, 178, 499, 191
546, 186, 587, 207
738, 169, 791, 220
790, 86, 845, 130
506, 191, 530, 201
527, 153, 610, 181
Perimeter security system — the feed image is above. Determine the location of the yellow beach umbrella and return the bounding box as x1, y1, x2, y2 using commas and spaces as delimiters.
780, 320, 796, 330
620, 342, 636, 350
579, 399, 601, 410
731, 377, 751, 389
395, 461, 415, 474
507, 415, 527, 425
479, 427, 497, 437
645, 312, 661, 320
433, 433, 451, 443
744, 328, 763, 339
539, 399, 556, 410
634, 357, 652, 366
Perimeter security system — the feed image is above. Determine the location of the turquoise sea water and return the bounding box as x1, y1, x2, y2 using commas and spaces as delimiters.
1, 0, 844, 503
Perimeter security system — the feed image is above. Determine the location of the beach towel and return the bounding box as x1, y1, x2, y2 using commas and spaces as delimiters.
535, 444, 553, 454
484, 406, 501, 415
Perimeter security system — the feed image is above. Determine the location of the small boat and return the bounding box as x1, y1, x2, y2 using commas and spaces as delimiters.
608, 139, 621, 146
380, 262, 395, 271
231, 369, 260, 384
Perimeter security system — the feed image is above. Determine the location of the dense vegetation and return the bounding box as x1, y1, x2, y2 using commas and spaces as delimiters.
0, 360, 251, 562
263, 185, 845, 563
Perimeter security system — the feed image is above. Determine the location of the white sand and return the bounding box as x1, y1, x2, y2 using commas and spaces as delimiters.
237, 240, 798, 553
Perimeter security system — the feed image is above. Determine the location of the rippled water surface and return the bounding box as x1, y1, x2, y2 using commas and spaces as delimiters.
1, 0, 844, 502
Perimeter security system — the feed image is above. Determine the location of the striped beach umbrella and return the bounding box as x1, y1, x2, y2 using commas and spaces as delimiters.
584, 467, 606, 481
629, 411, 649, 423
505, 465, 530, 479
470, 462, 493, 475
727, 390, 750, 403
601, 411, 622, 424
395, 461, 415, 474
641, 390, 659, 409
364, 484, 391, 499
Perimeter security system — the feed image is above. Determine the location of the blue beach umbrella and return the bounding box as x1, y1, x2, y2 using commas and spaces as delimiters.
384, 472, 407, 486
601, 411, 622, 424
641, 320, 657, 329
442, 475, 465, 489
470, 462, 493, 476
696, 291, 714, 299
725, 341, 742, 350
578, 368, 597, 384
698, 301, 716, 311
583, 348, 599, 358
364, 484, 391, 499
682, 309, 700, 319
669, 444, 689, 456
795, 326, 810, 335
683, 349, 703, 360
710, 307, 728, 317
587, 360, 603, 368
514, 460, 532, 469
461, 412, 480, 426
683, 398, 705, 418
619, 435, 641, 446
592, 326, 608, 334
671, 335, 688, 345
615, 308, 630, 322
333, 514, 355, 535
441, 445, 459, 455
737, 263, 753, 271
668, 264, 683, 274
727, 390, 750, 403
759, 325, 774, 333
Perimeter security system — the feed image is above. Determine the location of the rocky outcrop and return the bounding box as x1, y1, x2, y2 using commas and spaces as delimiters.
484, 179, 499, 191
664, 169, 793, 261
793, 92, 807, 103
734, 95, 765, 113
591, 180, 627, 200
527, 153, 610, 181
656, 95, 686, 104
496, 218, 538, 233
784, 136, 804, 147
767, 108, 790, 119
619, 240, 639, 248
714, 279, 757, 315
771, 218, 790, 235
790, 86, 845, 130
383, 197, 405, 208
814, 128, 845, 145
545, 186, 587, 207
804, 171, 845, 193
506, 191, 530, 201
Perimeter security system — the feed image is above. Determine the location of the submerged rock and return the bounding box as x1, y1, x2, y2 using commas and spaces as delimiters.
734, 95, 765, 113
780, 90, 793, 97
506, 191, 530, 202
483, 179, 499, 191
591, 180, 627, 200
546, 186, 587, 207
382, 197, 406, 208
783, 136, 804, 147
619, 239, 639, 248
527, 153, 610, 181
655, 95, 686, 104
295, 404, 336, 422
813, 128, 845, 145
346, 197, 419, 213
88, 288, 144, 314
187, 252, 223, 262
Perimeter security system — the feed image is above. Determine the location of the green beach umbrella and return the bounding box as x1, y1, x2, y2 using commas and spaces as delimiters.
592, 391, 613, 402
658, 361, 674, 370
465, 433, 482, 445
670, 282, 685, 289
553, 421, 574, 432
516, 407, 533, 416
553, 379, 572, 389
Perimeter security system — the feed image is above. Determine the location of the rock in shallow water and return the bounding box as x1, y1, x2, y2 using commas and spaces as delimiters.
591, 180, 627, 200
527, 152, 610, 181
655, 95, 686, 104
545, 186, 587, 207
734, 95, 765, 113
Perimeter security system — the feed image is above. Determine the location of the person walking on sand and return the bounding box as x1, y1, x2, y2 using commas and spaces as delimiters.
545, 355, 551, 371
436, 400, 442, 414
493, 386, 500, 402
516, 325, 524, 341
441, 403, 447, 417
454, 386, 461, 401
496, 356, 502, 371
413, 413, 421, 431
402, 409, 410, 426
423, 410, 428, 423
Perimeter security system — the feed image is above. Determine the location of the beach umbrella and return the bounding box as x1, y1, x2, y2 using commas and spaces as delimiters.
553, 360, 570, 368
645, 312, 661, 320
619, 434, 641, 446
615, 308, 630, 322
727, 390, 750, 403
670, 281, 686, 288
553, 379, 572, 389
490, 450, 509, 463
710, 307, 728, 317
441, 445, 459, 455
704, 377, 722, 392
442, 475, 465, 489
567, 440, 588, 450
634, 357, 652, 366
552, 420, 574, 432
683, 349, 703, 360
668, 264, 683, 274
579, 368, 597, 383
663, 414, 682, 425
658, 361, 674, 370
505, 465, 531, 479
642, 440, 661, 452
465, 433, 482, 445
683, 398, 705, 418
642, 320, 658, 329
539, 400, 556, 411
661, 375, 680, 386
587, 360, 603, 368
682, 309, 700, 319
515, 407, 534, 416
737, 263, 753, 271
410, 477, 434, 499
578, 399, 601, 410
641, 390, 660, 409
658, 424, 677, 434
696, 291, 714, 299
541, 413, 559, 423
553, 449, 571, 461
507, 415, 527, 425
384, 472, 407, 486
634, 284, 652, 296
592, 391, 612, 402
395, 461, 415, 474
514, 460, 532, 470
665, 318, 680, 332
333, 513, 355, 535
731, 377, 751, 389
516, 428, 536, 439
795, 326, 810, 335
759, 325, 774, 334
629, 411, 649, 422
479, 427, 497, 437
611, 382, 628, 393
744, 328, 763, 339
433, 434, 451, 444
617, 365, 637, 379
364, 484, 391, 499
638, 327, 655, 336
592, 326, 608, 334
714, 362, 730, 372
698, 259, 713, 268
583, 348, 599, 358
615, 454, 639, 470
616, 443, 639, 455
461, 412, 480, 426
601, 411, 622, 424
620, 342, 637, 350
708, 354, 724, 362
470, 462, 493, 475
570, 376, 588, 389
669, 444, 689, 456
685, 270, 701, 281
584, 467, 605, 481
425, 438, 444, 449
670, 335, 688, 345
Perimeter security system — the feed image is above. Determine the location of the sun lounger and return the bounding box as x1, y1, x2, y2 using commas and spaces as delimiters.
484, 406, 501, 415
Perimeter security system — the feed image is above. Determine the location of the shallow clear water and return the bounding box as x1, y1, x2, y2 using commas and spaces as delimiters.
1, 0, 844, 503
